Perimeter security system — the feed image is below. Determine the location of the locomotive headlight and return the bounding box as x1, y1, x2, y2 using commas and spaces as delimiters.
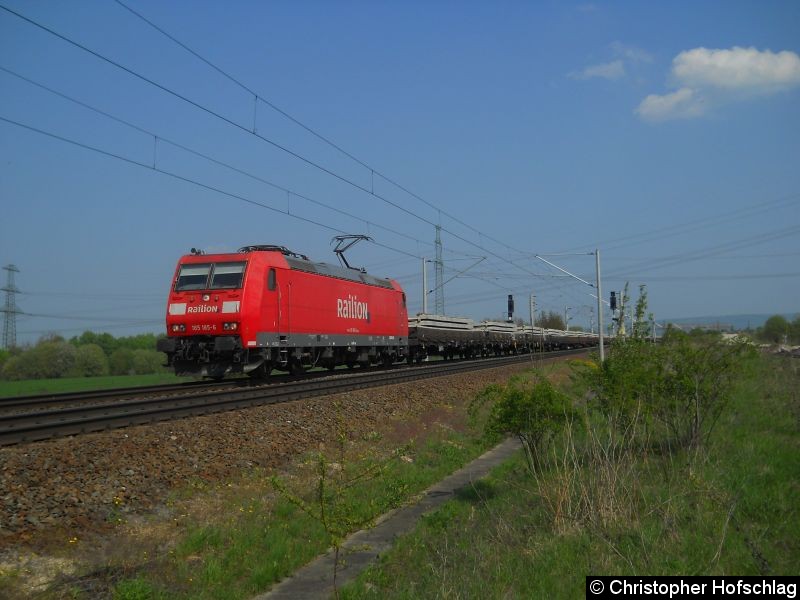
223, 322, 239, 331
171, 324, 186, 332
203, 294, 210, 301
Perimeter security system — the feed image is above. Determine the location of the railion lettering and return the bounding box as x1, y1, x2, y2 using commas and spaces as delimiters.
337, 295, 369, 321
187, 305, 218, 313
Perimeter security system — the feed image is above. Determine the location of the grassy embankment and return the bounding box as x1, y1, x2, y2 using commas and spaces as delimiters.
12, 362, 566, 600
0, 374, 192, 397
340, 352, 799, 598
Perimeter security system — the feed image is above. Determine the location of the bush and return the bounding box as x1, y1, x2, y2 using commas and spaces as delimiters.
109, 348, 135, 376
649, 335, 756, 451
576, 331, 755, 453
472, 373, 575, 475
70, 343, 110, 377
131, 349, 166, 375
0, 340, 76, 380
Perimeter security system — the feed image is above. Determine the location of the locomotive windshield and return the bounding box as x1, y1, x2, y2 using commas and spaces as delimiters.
175, 261, 247, 291
209, 262, 246, 289
175, 263, 211, 291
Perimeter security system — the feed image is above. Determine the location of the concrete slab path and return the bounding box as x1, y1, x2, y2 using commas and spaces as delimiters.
254, 437, 522, 600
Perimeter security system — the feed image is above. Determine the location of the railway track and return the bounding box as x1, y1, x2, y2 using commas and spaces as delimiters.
0, 349, 587, 446
0, 369, 349, 412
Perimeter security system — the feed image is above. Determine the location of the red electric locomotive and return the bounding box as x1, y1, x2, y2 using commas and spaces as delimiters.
157, 245, 409, 378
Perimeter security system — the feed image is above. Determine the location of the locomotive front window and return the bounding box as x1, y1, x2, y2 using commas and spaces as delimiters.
175, 263, 211, 291
209, 262, 246, 289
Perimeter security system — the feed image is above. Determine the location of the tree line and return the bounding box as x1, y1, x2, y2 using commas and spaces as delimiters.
755, 314, 800, 345
0, 332, 168, 381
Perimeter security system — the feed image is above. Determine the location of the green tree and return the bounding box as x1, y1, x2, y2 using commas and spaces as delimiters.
121, 333, 162, 351
1, 355, 23, 380
71, 331, 119, 357
131, 349, 166, 375
71, 343, 110, 377
1, 340, 77, 380
791, 315, 800, 344
762, 315, 789, 344
537, 310, 566, 330
109, 348, 135, 375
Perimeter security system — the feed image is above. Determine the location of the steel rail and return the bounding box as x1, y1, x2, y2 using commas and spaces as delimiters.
0, 379, 240, 410
0, 349, 587, 446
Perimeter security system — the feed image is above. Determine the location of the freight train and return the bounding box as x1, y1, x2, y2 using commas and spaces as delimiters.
157, 245, 599, 378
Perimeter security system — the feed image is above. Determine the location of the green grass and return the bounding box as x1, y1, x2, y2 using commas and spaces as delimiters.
109, 429, 493, 600
0, 373, 195, 397
340, 355, 800, 598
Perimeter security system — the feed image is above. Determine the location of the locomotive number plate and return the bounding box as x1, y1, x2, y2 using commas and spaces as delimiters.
191, 324, 218, 332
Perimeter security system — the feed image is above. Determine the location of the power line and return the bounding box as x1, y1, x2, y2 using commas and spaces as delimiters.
21, 290, 163, 299
603, 272, 800, 282
112, 0, 374, 173
111, 0, 529, 260
18, 320, 163, 336
0, 3, 549, 282
0, 65, 449, 255
608, 224, 800, 278
556, 193, 800, 255
0, 114, 425, 259
23, 311, 158, 323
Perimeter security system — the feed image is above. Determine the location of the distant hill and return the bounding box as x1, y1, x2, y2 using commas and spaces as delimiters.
663, 313, 798, 331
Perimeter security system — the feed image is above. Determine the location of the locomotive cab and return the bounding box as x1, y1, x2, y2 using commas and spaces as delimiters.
157, 256, 255, 378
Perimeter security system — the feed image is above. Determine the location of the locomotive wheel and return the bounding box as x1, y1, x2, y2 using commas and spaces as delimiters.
248, 363, 271, 379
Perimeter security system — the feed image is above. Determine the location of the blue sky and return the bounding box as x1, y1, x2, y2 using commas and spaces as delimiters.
1, 0, 798, 345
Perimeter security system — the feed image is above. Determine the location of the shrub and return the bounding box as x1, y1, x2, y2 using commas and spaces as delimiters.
1, 340, 77, 380
70, 343, 110, 377
472, 373, 575, 475
650, 335, 756, 451
131, 349, 166, 375
109, 348, 135, 376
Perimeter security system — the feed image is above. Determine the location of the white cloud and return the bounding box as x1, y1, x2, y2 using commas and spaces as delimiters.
570, 60, 626, 80
672, 47, 800, 91
570, 42, 651, 83
636, 88, 705, 121
636, 46, 800, 122
610, 41, 653, 64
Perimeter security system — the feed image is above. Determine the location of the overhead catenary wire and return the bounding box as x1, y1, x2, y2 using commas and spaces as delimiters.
603, 272, 800, 282
608, 224, 800, 279
0, 3, 550, 282
0, 65, 455, 257
111, 0, 531, 261
0, 114, 423, 260
552, 192, 800, 255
